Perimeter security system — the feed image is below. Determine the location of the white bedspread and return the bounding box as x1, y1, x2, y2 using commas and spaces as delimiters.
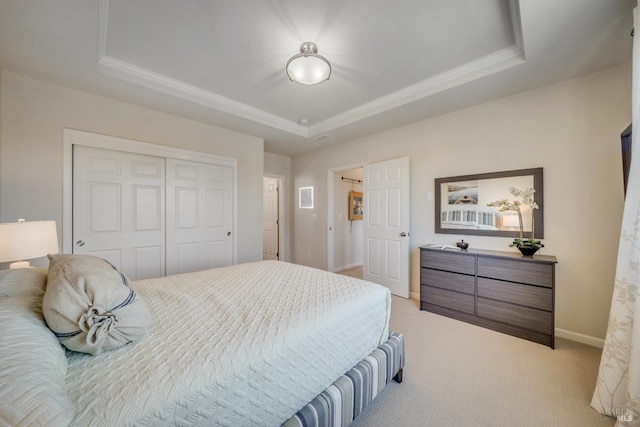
65, 261, 391, 426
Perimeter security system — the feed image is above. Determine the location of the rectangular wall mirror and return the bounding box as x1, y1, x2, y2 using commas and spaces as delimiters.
435, 168, 543, 238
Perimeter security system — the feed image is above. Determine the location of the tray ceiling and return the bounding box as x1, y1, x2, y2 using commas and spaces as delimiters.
0, 0, 634, 156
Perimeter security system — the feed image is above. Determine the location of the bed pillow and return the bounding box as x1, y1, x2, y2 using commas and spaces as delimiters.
0, 266, 49, 298
43, 254, 151, 355
0, 268, 74, 426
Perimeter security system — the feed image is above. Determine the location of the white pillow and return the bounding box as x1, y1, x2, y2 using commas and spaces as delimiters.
0, 268, 74, 426
43, 254, 151, 355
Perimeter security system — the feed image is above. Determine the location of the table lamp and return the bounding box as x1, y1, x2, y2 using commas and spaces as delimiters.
0, 219, 59, 269
502, 214, 520, 230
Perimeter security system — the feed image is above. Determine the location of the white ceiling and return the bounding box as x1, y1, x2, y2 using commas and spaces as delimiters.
0, 0, 634, 157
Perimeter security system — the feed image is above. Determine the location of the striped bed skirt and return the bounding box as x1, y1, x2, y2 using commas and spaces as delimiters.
283, 331, 405, 427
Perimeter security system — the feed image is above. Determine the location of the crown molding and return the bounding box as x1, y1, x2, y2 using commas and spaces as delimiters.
308, 44, 524, 137
97, 55, 308, 137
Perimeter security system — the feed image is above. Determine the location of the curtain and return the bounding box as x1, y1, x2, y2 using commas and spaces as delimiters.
591, 7, 640, 426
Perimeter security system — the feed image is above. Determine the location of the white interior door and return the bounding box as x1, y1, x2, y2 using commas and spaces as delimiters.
73, 146, 165, 280
263, 177, 279, 260
166, 158, 234, 275
363, 157, 410, 297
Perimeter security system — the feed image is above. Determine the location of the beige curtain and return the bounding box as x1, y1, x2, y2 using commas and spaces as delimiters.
591, 7, 640, 426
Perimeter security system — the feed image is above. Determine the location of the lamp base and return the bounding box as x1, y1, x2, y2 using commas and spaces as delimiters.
9, 261, 32, 269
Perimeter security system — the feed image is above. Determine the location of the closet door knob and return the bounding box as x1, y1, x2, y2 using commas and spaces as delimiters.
227, 232, 231, 236
400, 232, 407, 237
76, 240, 85, 247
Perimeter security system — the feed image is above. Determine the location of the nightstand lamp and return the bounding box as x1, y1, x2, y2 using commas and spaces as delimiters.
0, 219, 59, 269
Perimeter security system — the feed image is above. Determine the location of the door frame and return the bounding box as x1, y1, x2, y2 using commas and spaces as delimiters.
327, 162, 366, 273
62, 128, 238, 264
263, 174, 285, 261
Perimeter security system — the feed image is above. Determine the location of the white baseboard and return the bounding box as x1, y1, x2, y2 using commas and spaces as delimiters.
335, 262, 363, 272
555, 328, 604, 348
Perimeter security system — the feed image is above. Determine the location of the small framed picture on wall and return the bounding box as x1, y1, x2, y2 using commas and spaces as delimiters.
299, 186, 314, 209
349, 191, 363, 220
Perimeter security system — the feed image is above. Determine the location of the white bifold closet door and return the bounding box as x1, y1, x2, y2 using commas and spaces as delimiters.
165, 158, 233, 275
73, 145, 166, 280
73, 146, 234, 280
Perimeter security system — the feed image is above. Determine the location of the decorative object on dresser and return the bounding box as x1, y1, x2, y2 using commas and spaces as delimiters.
420, 245, 557, 348
435, 168, 543, 238
487, 186, 544, 256
456, 240, 469, 249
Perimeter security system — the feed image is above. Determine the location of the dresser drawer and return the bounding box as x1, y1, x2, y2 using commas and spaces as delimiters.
477, 257, 553, 287
477, 297, 552, 334
421, 268, 475, 295
478, 278, 552, 311
421, 250, 475, 275
421, 285, 475, 314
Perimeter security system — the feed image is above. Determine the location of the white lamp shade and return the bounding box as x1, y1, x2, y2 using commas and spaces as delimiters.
0, 220, 59, 265
502, 214, 520, 228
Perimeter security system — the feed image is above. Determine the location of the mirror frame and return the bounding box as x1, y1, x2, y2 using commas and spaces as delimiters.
435, 167, 544, 238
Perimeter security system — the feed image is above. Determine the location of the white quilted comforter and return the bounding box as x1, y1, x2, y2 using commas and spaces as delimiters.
65, 261, 391, 426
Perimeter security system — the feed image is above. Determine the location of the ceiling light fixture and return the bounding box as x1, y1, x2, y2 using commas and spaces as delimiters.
286, 42, 331, 85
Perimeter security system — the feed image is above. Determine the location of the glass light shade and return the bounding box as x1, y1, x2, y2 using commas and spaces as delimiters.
286, 42, 331, 85
0, 219, 59, 268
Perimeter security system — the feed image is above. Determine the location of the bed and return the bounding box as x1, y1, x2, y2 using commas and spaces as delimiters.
0, 259, 404, 426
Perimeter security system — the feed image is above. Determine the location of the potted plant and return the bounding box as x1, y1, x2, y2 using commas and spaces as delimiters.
487, 187, 544, 256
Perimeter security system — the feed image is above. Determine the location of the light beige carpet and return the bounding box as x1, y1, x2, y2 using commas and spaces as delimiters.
349, 296, 614, 427
336, 265, 363, 279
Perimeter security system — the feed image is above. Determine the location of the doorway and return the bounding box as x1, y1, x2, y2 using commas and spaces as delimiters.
333, 168, 364, 277
263, 175, 283, 260
327, 158, 411, 298
327, 163, 365, 274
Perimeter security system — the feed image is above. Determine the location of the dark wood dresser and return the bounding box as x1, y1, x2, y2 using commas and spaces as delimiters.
420, 246, 558, 348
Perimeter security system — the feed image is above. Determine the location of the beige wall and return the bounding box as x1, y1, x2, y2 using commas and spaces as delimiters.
0, 71, 264, 266
264, 152, 292, 262
292, 63, 632, 343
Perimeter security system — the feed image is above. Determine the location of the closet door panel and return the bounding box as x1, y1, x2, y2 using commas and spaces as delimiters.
176, 187, 199, 228
73, 146, 166, 280
166, 159, 233, 275
134, 185, 162, 231
133, 246, 163, 279
90, 183, 121, 232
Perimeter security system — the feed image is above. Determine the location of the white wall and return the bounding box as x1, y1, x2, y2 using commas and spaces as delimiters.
263, 152, 292, 262
292, 63, 632, 343
333, 168, 363, 271
0, 71, 264, 267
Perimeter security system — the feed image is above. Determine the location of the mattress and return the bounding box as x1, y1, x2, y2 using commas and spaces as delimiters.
64, 260, 391, 426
